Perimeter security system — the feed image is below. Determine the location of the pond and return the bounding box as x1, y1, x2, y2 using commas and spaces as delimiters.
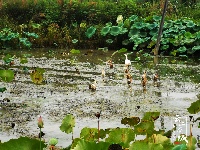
0, 48, 200, 148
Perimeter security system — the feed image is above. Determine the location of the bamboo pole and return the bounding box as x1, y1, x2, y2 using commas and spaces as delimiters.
154, 0, 168, 56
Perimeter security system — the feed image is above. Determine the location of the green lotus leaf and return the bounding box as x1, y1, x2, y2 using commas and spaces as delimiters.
153, 15, 161, 22
177, 46, 187, 53
105, 22, 112, 27
149, 29, 158, 36
0, 137, 46, 150
186, 21, 195, 28
174, 19, 182, 25
20, 57, 28, 64
49, 138, 58, 146
19, 38, 32, 47
161, 38, 169, 45
122, 39, 130, 45
129, 140, 149, 150
172, 144, 187, 150
31, 23, 41, 29
151, 35, 158, 41
70, 49, 80, 54
73, 139, 110, 150
24, 32, 39, 38
3, 54, 14, 64
60, 114, 75, 134
128, 28, 140, 37
184, 39, 195, 44
35, 68, 45, 74
0, 87, 7, 93
101, 26, 110, 36
80, 127, 98, 141
121, 117, 140, 126
161, 45, 169, 50
184, 32, 194, 39
120, 28, 128, 34
129, 15, 138, 22
179, 30, 186, 35
147, 23, 158, 30
168, 27, 179, 33
72, 39, 78, 44
195, 31, 200, 39
110, 26, 121, 36
106, 39, 113, 43
85, 26, 96, 38
187, 99, 200, 114
164, 21, 174, 28
132, 22, 145, 29
118, 48, 127, 53
192, 46, 200, 52
174, 24, 186, 30
140, 31, 147, 37
0, 70, 15, 82
105, 128, 135, 148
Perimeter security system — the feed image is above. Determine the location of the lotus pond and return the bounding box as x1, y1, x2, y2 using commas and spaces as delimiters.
0, 48, 200, 149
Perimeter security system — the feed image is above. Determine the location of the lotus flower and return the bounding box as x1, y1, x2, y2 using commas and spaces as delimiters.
116, 15, 123, 24
38, 116, 44, 128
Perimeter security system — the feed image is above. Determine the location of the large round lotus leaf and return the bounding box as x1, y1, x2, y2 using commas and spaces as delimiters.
149, 29, 158, 36
101, 26, 110, 36
120, 28, 128, 34
186, 21, 195, 28
0, 137, 46, 150
85, 26, 96, 38
161, 44, 169, 50
147, 23, 158, 30
0, 70, 15, 82
177, 46, 187, 53
168, 27, 179, 33
106, 39, 113, 44
128, 28, 140, 37
132, 22, 145, 29
153, 15, 161, 22
164, 22, 174, 28
72, 39, 78, 44
184, 32, 194, 38
110, 26, 121, 36
174, 24, 186, 30
122, 39, 130, 45
187, 99, 200, 114
129, 15, 138, 22
129, 141, 149, 150
140, 31, 147, 37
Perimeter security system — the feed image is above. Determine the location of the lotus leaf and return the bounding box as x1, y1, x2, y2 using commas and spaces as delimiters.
105, 128, 135, 148
122, 39, 130, 45
164, 21, 174, 28
129, 15, 138, 22
73, 139, 110, 150
147, 23, 158, 30
129, 141, 149, 150
177, 46, 187, 53
187, 99, 200, 114
0, 87, 7, 92
72, 39, 78, 44
20, 57, 28, 64
85, 26, 96, 38
184, 39, 195, 44
80, 127, 98, 141
60, 114, 75, 134
121, 117, 140, 126
118, 48, 127, 53
120, 28, 128, 34
0, 137, 46, 150
168, 27, 179, 33
31, 23, 41, 29
19, 38, 32, 47
110, 26, 121, 36
30, 70, 43, 84
151, 35, 158, 41
101, 26, 110, 36
3, 54, 14, 64
140, 31, 147, 37
174, 24, 186, 30
161, 45, 169, 50
0, 70, 15, 82
149, 29, 158, 36
186, 21, 195, 28
172, 144, 187, 150
70, 49, 80, 54
106, 39, 113, 44
128, 28, 140, 37
192, 46, 200, 52
196, 31, 200, 39
132, 22, 145, 29
105, 22, 112, 27
24, 32, 39, 38
153, 15, 161, 22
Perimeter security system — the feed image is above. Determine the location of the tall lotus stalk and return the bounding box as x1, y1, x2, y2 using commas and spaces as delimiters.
95, 111, 101, 142
38, 116, 44, 150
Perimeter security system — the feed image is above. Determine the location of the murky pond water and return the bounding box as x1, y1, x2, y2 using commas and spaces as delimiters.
0, 48, 200, 148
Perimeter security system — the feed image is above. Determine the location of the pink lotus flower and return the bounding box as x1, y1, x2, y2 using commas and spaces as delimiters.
38, 116, 44, 128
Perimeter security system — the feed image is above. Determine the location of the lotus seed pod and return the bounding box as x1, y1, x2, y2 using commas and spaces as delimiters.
49, 138, 58, 146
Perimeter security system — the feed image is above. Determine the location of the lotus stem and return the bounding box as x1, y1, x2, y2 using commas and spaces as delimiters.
98, 119, 100, 142
40, 128, 41, 150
